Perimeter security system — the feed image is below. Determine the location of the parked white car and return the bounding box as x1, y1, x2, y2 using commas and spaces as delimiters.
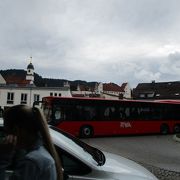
50, 126, 158, 180
0, 120, 158, 180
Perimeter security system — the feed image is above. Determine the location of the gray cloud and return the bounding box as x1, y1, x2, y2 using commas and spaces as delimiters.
1, 0, 180, 88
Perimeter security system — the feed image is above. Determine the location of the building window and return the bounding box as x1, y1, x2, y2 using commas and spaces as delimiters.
139, 94, 145, 98
7, 92, 14, 104
147, 93, 154, 98
34, 94, 40, 102
49, 92, 61, 96
21, 93, 27, 104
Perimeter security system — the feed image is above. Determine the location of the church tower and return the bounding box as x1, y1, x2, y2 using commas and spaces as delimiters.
26, 57, 34, 84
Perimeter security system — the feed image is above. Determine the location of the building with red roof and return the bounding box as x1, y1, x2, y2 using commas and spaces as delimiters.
71, 82, 132, 99
0, 59, 72, 109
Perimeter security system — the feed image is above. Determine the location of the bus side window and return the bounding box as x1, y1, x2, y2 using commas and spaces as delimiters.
54, 106, 74, 121
103, 107, 117, 120
163, 104, 172, 120
118, 107, 126, 120
75, 105, 83, 120
64, 106, 74, 121
151, 106, 162, 120
171, 105, 180, 120
76, 106, 97, 121
130, 107, 139, 119
55, 110, 61, 120
84, 106, 96, 120
124, 107, 130, 119
139, 107, 151, 120
104, 107, 112, 120
53, 107, 65, 124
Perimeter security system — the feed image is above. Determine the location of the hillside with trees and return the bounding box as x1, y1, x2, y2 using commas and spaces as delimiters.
0, 69, 98, 90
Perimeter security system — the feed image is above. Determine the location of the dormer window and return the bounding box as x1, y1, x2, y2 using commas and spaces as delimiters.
147, 93, 154, 98
139, 94, 145, 98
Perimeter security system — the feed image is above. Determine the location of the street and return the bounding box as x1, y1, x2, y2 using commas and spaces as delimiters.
82, 134, 180, 180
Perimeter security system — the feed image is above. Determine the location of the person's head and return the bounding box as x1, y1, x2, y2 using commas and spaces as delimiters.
3, 105, 40, 149
3, 104, 63, 179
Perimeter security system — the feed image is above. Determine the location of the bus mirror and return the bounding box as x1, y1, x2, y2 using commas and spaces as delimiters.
33, 101, 42, 108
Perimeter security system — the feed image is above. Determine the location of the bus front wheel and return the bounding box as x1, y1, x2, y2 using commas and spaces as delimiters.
80, 126, 94, 138
160, 124, 169, 135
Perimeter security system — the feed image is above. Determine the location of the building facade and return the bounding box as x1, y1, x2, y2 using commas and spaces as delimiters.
71, 82, 132, 99
0, 59, 132, 109
0, 61, 72, 109
0, 86, 71, 109
132, 81, 180, 100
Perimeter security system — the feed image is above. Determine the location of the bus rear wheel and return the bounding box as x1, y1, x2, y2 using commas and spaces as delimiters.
80, 125, 94, 138
174, 124, 180, 133
160, 124, 169, 135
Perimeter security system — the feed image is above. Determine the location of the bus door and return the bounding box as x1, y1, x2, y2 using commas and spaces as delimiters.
42, 105, 52, 123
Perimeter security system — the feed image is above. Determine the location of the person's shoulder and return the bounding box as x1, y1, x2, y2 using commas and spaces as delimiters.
26, 146, 55, 168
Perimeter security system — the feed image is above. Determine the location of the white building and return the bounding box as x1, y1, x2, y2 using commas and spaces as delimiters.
98, 82, 132, 100
0, 86, 71, 108
121, 83, 132, 99
0, 60, 72, 109
0, 74, 6, 85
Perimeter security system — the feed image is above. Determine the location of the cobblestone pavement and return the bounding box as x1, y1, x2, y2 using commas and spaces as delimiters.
138, 162, 180, 180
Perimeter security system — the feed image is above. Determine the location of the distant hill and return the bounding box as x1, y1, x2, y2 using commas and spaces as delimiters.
0, 69, 98, 90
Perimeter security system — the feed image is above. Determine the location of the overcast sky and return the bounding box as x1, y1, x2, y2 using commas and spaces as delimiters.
1, 0, 180, 88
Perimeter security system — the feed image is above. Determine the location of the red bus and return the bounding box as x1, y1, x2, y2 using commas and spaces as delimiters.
39, 96, 180, 138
